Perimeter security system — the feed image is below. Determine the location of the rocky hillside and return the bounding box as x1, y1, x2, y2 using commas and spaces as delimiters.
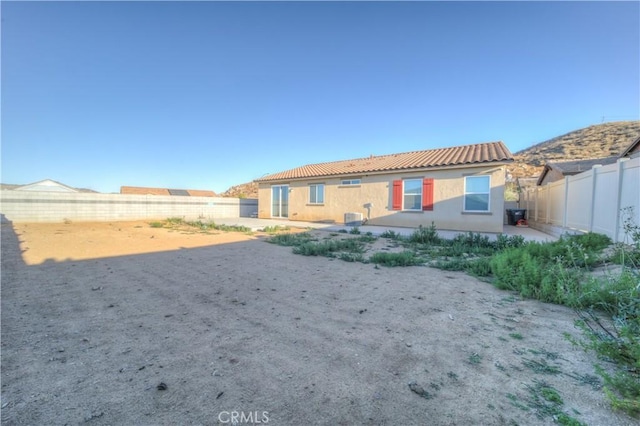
220, 181, 259, 199
508, 121, 640, 179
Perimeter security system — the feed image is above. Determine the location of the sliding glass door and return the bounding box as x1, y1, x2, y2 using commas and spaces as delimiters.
271, 185, 289, 218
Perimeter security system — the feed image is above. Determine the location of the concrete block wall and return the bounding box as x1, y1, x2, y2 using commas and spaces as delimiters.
0, 191, 259, 223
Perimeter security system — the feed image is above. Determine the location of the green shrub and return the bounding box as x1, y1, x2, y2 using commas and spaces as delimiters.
380, 230, 402, 240
409, 222, 439, 244
369, 251, 423, 267
452, 231, 492, 249
432, 258, 467, 271
292, 239, 365, 257
339, 252, 365, 262
570, 232, 612, 252
349, 226, 361, 234
268, 232, 314, 246
490, 247, 544, 295
465, 257, 493, 277
356, 233, 377, 243
495, 234, 526, 250
262, 225, 290, 233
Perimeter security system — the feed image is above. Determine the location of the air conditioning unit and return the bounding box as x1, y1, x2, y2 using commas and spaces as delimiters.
344, 212, 363, 226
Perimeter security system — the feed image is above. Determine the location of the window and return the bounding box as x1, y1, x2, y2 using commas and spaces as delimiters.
464, 176, 490, 211
403, 179, 422, 210
341, 179, 361, 185
392, 178, 434, 211
309, 184, 324, 204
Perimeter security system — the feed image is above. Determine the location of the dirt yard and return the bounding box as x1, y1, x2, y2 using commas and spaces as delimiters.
1, 221, 633, 425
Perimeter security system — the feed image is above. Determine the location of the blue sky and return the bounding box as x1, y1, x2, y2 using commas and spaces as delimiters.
2, 2, 638, 194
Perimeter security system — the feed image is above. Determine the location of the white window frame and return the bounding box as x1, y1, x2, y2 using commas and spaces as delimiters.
309, 183, 324, 204
464, 175, 491, 212
403, 178, 422, 211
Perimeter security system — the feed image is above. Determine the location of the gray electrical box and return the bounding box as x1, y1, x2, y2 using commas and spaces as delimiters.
344, 212, 363, 226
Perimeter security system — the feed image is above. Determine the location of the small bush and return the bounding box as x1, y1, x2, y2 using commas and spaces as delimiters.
293, 239, 365, 257
339, 252, 365, 262
495, 234, 526, 250
349, 227, 361, 235
262, 225, 290, 233
380, 230, 401, 240
149, 222, 164, 228
356, 233, 377, 243
409, 222, 439, 245
570, 233, 612, 252
465, 257, 493, 277
268, 232, 314, 246
452, 231, 492, 249
369, 251, 423, 267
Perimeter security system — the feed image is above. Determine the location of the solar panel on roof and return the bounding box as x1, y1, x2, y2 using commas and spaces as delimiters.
168, 189, 190, 196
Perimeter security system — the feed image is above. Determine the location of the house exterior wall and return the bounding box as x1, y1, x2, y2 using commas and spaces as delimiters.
257, 164, 506, 233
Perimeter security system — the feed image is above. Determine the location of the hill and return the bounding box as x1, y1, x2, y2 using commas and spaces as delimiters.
220, 181, 259, 199
508, 121, 640, 179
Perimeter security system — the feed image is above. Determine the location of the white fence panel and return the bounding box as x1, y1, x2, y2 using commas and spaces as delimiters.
548, 180, 565, 226
566, 171, 592, 232
618, 159, 640, 243
536, 187, 547, 222
591, 166, 618, 238
523, 156, 639, 243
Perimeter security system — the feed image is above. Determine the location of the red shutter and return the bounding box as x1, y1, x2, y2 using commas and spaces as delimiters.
422, 178, 434, 211
392, 180, 402, 210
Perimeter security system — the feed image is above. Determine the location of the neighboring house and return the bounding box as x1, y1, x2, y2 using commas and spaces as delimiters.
120, 186, 216, 197
536, 157, 619, 186
9, 179, 86, 193
255, 141, 513, 233
620, 135, 640, 158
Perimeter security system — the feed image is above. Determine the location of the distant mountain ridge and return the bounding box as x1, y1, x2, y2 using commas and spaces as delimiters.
220, 181, 259, 199
508, 120, 640, 179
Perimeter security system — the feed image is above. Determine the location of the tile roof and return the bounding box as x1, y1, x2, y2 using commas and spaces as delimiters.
120, 186, 216, 197
256, 141, 513, 182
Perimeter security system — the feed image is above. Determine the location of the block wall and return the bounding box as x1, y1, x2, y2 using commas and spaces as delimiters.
0, 191, 258, 223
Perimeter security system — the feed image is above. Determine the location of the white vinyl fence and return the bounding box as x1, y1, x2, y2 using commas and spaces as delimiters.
521, 156, 639, 243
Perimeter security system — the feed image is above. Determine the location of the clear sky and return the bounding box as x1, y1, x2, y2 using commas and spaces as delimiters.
2, 1, 638, 194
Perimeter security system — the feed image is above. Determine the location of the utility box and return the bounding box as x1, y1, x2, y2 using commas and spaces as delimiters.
344, 212, 363, 226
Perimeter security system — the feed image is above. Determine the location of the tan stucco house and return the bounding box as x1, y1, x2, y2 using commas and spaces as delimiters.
255, 141, 514, 233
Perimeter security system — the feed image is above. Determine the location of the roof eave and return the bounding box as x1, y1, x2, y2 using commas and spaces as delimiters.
255, 159, 513, 184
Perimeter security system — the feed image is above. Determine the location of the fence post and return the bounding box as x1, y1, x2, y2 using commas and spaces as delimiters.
534, 187, 539, 222
562, 176, 569, 228
613, 158, 629, 243
588, 166, 601, 233
545, 183, 551, 224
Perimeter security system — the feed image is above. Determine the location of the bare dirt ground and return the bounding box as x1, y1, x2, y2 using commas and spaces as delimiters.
1, 221, 634, 425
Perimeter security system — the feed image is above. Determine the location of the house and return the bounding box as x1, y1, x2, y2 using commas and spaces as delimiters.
536, 135, 640, 186
536, 157, 620, 186
620, 135, 640, 158
8, 179, 96, 193
120, 186, 216, 197
254, 141, 513, 233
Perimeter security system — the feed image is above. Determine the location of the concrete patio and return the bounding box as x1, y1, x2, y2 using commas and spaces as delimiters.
213, 217, 557, 242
